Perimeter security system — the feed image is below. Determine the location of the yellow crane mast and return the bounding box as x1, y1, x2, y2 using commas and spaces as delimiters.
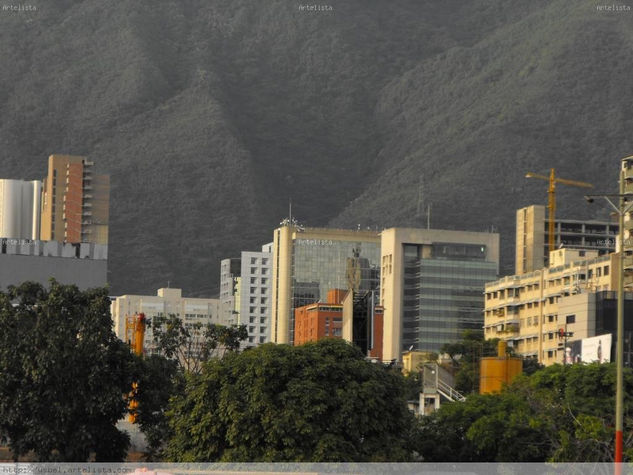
125, 312, 146, 423
525, 168, 593, 256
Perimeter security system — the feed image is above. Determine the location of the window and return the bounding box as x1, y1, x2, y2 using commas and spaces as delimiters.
250, 277, 257, 284
262, 258, 269, 265
566, 314, 576, 324
249, 317, 255, 323
262, 268, 269, 275
249, 326, 255, 333
604, 265, 610, 276
259, 336, 266, 343
251, 257, 258, 264
260, 307, 266, 314
260, 317, 266, 324
260, 327, 266, 333
250, 287, 256, 294
261, 278, 268, 285
250, 267, 257, 274
261, 298, 267, 305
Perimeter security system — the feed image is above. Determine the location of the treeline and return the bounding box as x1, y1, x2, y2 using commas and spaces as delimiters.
1, 283, 632, 462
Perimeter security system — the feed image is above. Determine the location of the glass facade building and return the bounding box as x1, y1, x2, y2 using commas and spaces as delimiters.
291, 238, 380, 343
381, 228, 500, 361
271, 226, 381, 345
402, 243, 498, 352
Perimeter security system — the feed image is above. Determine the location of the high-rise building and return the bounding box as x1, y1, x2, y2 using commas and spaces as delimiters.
516, 204, 617, 274
110, 287, 221, 355
380, 228, 499, 361
219, 258, 241, 327
271, 224, 381, 345
485, 248, 617, 365
40, 154, 109, 245
0, 179, 41, 240
238, 243, 273, 347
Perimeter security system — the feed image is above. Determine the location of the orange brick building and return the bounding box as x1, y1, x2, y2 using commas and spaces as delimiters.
294, 288, 384, 360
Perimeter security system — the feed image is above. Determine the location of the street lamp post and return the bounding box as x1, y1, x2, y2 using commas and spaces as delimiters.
585, 157, 633, 466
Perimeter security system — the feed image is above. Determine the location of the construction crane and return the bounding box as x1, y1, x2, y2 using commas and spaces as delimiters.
125, 312, 146, 423
525, 168, 594, 255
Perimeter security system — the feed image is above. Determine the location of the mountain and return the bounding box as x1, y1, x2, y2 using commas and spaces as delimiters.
0, 0, 629, 295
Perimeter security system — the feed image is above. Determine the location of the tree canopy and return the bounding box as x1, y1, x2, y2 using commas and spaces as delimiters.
418, 363, 633, 462
165, 339, 418, 462
0, 281, 136, 461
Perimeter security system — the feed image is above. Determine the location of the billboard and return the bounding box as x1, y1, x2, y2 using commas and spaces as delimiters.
566, 334, 612, 364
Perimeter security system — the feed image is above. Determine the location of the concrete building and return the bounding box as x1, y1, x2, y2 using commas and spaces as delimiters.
238, 243, 273, 346
271, 224, 380, 345
219, 258, 241, 327
40, 154, 109, 245
0, 239, 107, 290
111, 287, 221, 354
485, 248, 617, 365
0, 179, 42, 240
381, 228, 499, 362
516, 204, 617, 274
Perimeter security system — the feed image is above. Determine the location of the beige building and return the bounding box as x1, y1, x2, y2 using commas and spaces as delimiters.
381, 228, 499, 362
40, 154, 109, 245
271, 223, 380, 345
111, 288, 221, 354
516, 205, 616, 274
485, 248, 617, 365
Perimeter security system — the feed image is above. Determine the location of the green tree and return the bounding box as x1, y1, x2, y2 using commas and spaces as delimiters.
133, 316, 247, 459
149, 314, 247, 373
441, 330, 500, 394
417, 362, 633, 462
0, 281, 135, 461
165, 339, 417, 462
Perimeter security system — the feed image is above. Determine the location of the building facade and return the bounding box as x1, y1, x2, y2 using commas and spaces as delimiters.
0, 239, 107, 290
0, 179, 41, 240
219, 258, 241, 327
238, 243, 273, 346
111, 287, 221, 354
516, 204, 617, 274
294, 288, 384, 359
40, 154, 109, 245
381, 228, 499, 362
271, 224, 380, 345
485, 248, 617, 365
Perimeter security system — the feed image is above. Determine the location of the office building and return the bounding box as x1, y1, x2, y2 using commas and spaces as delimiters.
485, 248, 617, 365
0, 239, 107, 290
111, 287, 221, 354
0, 179, 42, 240
381, 228, 499, 362
271, 224, 380, 345
516, 204, 617, 274
40, 154, 109, 245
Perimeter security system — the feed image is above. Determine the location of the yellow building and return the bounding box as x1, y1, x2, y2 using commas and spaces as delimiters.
271, 223, 380, 345
485, 248, 618, 365
515, 205, 616, 274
